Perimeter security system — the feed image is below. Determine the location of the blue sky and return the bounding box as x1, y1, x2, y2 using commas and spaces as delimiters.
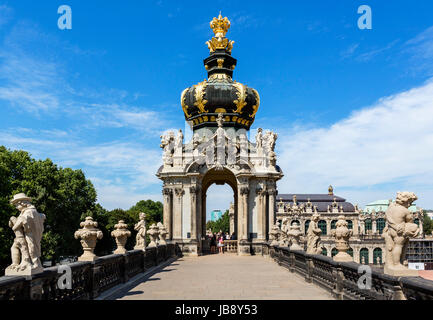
1, 1, 433, 217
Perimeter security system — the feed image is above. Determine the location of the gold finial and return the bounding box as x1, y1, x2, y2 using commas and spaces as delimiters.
206, 13, 235, 53
210, 13, 231, 38
328, 185, 334, 195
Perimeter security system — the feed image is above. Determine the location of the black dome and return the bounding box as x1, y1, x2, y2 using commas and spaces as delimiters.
180, 15, 260, 131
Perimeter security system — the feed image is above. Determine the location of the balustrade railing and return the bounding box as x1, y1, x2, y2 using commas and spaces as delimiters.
0, 243, 180, 300
269, 245, 433, 300
224, 240, 238, 253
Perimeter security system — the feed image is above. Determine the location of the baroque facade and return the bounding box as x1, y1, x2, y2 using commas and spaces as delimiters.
276, 186, 425, 264
157, 14, 283, 255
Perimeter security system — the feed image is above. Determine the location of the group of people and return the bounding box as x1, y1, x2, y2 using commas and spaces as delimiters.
208, 230, 236, 254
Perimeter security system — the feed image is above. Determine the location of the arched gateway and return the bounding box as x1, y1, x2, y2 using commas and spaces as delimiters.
156, 14, 283, 255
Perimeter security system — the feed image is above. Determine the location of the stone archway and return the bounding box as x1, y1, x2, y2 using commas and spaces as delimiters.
201, 168, 238, 241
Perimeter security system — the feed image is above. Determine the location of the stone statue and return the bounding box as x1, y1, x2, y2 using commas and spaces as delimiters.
74, 216, 103, 261
331, 215, 353, 262
383, 191, 420, 276
175, 129, 184, 151
160, 131, 174, 166
306, 213, 322, 254
5, 193, 46, 276
134, 212, 147, 250
279, 219, 290, 247
255, 128, 263, 154
157, 222, 168, 245
269, 223, 281, 246
111, 220, 131, 254
147, 223, 159, 248
287, 223, 303, 251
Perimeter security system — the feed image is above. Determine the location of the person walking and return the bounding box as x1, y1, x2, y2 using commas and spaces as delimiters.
218, 234, 225, 254
210, 233, 216, 254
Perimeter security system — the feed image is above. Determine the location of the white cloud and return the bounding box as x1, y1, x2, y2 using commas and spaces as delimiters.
275, 78, 433, 209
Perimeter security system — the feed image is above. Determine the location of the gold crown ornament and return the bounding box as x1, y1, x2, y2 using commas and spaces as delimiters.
205, 12, 235, 53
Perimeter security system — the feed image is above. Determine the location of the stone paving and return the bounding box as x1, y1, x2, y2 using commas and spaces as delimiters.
116, 254, 333, 300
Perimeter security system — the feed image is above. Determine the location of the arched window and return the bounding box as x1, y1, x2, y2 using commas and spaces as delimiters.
322, 248, 327, 256
318, 220, 327, 235
304, 220, 310, 235
331, 248, 338, 257
347, 220, 353, 230
414, 219, 420, 226
331, 220, 337, 229
291, 220, 300, 226
360, 248, 369, 264
347, 247, 353, 257
365, 219, 372, 233
373, 248, 382, 265
376, 218, 386, 234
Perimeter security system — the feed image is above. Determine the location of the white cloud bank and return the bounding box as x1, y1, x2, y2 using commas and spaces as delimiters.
276, 79, 433, 208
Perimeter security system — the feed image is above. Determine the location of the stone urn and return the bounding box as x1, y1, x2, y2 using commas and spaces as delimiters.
157, 222, 168, 245
269, 224, 281, 246
111, 220, 131, 254
147, 223, 159, 248
287, 222, 303, 250
74, 217, 103, 261
331, 215, 353, 262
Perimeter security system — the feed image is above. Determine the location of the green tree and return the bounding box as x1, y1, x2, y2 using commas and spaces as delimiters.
423, 211, 433, 236
206, 210, 230, 233
0, 146, 97, 270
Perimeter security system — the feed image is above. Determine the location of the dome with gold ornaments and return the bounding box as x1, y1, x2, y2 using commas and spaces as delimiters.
181, 13, 260, 131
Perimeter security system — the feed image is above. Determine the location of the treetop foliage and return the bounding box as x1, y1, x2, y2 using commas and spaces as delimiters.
0, 146, 162, 271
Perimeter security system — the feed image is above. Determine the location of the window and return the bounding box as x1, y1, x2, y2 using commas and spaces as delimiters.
331, 220, 337, 229
331, 248, 338, 257
373, 248, 382, 264
376, 218, 385, 234
347, 220, 353, 230
305, 220, 310, 235
318, 220, 327, 235
291, 220, 300, 226
365, 219, 372, 232
414, 219, 420, 226
322, 248, 328, 256
360, 248, 369, 264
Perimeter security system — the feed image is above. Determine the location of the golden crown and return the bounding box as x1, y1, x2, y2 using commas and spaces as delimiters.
210, 13, 231, 37
206, 13, 235, 53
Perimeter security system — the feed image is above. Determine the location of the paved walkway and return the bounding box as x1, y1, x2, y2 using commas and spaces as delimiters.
116, 254, 333, 300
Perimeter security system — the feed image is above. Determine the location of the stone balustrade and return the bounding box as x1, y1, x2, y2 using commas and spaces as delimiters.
269, 245, 433, 300
0, 243, 180, 300
224, 240, 238, 253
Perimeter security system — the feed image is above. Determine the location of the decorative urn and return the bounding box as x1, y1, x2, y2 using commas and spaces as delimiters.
74, 217, 103, 261
331, 215, 353, 262
147, 223, 160, 248
111, 220, 131, 254
287, 222, 303, 251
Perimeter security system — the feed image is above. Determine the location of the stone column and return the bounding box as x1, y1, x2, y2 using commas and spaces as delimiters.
368, 248, 374, 265
190, 186, 198, 241
173, 187, 184, 240
239, 186, 249, 241
268, 189, 276, 237
162, 188, 173, 240
326, 219, 331, 236
256, 187, 266, 241
229, 203, 235, 235
353, 218, 359, 236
